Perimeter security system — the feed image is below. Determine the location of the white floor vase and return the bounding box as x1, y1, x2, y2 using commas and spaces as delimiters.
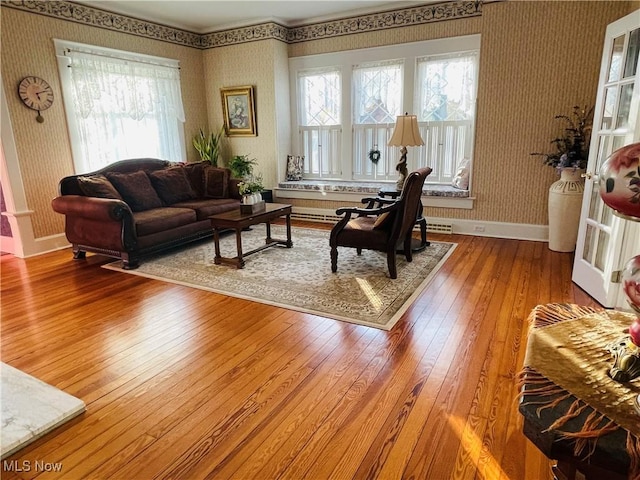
548, 168, 585, 252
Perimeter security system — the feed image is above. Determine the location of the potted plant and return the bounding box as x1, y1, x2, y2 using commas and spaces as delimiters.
228, 154, 257, 179
193, 126, 224, 166
238, 174, 265, 210
530, 105, 594, 170
531, 105, 594, 253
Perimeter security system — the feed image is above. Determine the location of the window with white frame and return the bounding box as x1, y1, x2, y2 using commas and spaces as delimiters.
290, 35, 480, 187
353, 60, 403, 181
54, 39, 186, 174
298, 67, 342, 178
415, 51, 478, 184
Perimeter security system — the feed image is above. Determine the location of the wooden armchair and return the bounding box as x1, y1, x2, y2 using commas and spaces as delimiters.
329, 167, 432, 279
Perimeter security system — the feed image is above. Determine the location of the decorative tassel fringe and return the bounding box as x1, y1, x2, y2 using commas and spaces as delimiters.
527, 303, 600, 329
517, 365, 640, 479
628, 432, 640, 480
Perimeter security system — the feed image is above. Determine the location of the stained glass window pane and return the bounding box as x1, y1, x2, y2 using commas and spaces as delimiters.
298, 69, 341, 126
353, 60, 403, 124
416, 52, 477, 122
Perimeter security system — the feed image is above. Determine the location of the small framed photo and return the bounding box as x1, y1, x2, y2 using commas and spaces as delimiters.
220, 86, 257, 137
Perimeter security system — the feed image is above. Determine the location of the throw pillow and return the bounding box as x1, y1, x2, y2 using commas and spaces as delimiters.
181, 161, 207, 197
451, 158, 470, 190
204, 166, 229, 199
106, 170, 163, 212
286, 155, 304, 181
77, 175, 123, 200
148, 167, 197, 205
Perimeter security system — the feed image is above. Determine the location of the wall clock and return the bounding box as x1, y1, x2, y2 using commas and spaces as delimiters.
18, 76, 54, 123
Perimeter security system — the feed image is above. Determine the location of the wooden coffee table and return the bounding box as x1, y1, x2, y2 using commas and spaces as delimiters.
209, 203, 293, 268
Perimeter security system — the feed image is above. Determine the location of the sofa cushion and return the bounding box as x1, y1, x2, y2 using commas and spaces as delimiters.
204, 166, 229, 199
132, 207, 197, 237
173, 198, 240, 221
77, 175, 123, 200
148, 167, 196, 205
107, 170, 163, 212
182, 162, 207, 197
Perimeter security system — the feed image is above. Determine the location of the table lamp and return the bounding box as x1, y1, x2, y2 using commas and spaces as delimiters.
388, 113, 424, 191
598, 142, 640, 386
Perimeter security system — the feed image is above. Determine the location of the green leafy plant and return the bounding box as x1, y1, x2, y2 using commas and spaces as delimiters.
228, 154, 258, 179
531, 105, 594, 170
193, 127, 224, 166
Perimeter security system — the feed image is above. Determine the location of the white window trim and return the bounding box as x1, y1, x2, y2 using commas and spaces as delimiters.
53, 39, 186, 173
288, 34, 481, 188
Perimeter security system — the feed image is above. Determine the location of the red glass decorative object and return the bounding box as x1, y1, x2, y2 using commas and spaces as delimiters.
623, 255, 640, 346
599, 142, 640, 221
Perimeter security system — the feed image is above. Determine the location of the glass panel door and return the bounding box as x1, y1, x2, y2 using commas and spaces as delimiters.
572, 11, 640, 306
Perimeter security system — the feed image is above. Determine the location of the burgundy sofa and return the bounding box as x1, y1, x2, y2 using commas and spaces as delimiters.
51, 158, 241, 269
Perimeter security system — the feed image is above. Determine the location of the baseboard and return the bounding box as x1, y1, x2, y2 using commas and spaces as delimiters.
21, 233, 70, 258
290, 207, 548, 242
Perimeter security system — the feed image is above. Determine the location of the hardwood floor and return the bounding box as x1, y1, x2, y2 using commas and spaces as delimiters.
1, 222, 601, 480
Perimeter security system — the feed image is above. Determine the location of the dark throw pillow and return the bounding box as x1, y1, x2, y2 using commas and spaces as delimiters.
204, 166, 229, 199
148, 167, 196, 205
181, 162, 207, 197
77, 175, 123, 200
106, 170, 163, 212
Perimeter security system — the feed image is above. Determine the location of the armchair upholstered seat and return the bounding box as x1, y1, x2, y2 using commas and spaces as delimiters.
329, 167, 432, 279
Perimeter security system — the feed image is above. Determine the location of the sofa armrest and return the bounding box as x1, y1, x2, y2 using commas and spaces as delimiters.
51, 195, 137, 251
52, 195, 131, 221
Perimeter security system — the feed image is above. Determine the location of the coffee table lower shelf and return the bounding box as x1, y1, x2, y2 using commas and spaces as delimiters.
209, 204, 293, 269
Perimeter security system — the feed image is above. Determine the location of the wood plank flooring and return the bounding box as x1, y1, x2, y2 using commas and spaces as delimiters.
1, 222, 600, 479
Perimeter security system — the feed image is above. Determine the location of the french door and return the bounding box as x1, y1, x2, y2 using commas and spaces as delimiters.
572, 10, 640, 307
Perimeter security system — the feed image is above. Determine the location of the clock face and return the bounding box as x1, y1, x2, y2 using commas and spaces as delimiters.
18, 76, 54, 112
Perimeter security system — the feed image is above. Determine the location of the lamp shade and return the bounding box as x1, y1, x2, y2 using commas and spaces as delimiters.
388, 114, 424, 147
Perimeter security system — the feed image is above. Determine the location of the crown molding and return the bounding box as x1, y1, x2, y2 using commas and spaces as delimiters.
2, 1, 483, 49
286, 1, 482, 44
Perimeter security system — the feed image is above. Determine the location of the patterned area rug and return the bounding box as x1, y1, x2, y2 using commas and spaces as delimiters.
103, 226, 456, 330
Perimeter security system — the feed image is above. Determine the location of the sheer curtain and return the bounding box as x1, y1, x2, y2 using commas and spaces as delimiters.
56, 41, 185, 173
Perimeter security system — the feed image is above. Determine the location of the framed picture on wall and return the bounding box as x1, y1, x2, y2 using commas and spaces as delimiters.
220, 86, 257, 137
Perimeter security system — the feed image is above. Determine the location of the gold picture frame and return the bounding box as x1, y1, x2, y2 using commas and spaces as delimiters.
220, 86, 256, 137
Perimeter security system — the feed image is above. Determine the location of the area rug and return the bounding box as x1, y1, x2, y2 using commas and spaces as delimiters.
103, 226, 456, 330
1, 363, 85, 459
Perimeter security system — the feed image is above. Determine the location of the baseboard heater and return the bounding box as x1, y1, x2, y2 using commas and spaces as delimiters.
290, 212, 453, 234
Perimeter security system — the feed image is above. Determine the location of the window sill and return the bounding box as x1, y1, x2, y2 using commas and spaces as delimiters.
275, 180, 474, 209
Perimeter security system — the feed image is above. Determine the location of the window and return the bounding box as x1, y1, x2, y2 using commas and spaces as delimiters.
55, 40, 185, 174
353, 60, 403, 181
298, 68, 342, 178
415, 52, 478, 183
290, 35, 480, 186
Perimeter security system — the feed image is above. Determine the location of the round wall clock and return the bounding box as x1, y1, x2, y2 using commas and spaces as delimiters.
18, 76, 54, 123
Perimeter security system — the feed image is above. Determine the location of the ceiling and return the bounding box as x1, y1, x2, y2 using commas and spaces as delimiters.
75, 0, 429, 33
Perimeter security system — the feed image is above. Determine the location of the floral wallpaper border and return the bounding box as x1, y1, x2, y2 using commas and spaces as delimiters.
3, 0, 483, 49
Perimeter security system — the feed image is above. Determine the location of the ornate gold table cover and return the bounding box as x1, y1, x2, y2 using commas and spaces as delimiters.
519, 303, 640, 478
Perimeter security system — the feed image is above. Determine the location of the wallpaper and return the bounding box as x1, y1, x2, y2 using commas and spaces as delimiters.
202, 39, 288, 191
1, 0, 638, 242
1, 7, 208, 238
